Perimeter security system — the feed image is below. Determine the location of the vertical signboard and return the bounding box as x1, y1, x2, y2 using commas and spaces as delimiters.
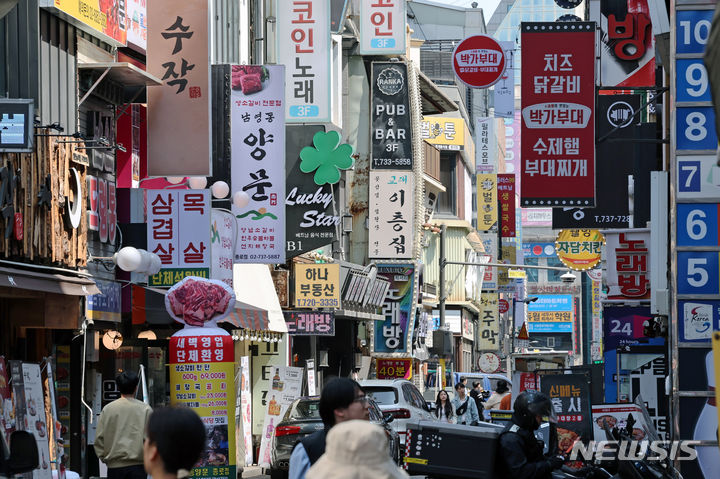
22, 364, 52, 479
257, 367, 303, 467
498, 173, 516, 237
126, 0, 148, 51
604, 230, 651, 301
479, 234, 498, 290
239, 356, 252, 466
359, 0, 406, 55
494, 42, 515, 118
520, 22, 596, 207
476, 117, 496, 173
476, 174, 497, 232
231, 65, 286, 264
276, 0, 331, 122
370, 62, 413, 170
541, 372, 593, 448
373, 264, 417, 355
369, 171, 415, 258
478, 293, 500, 351
147, 0, 211, 176
147, 190, 211, 286
211, 210, 235, 288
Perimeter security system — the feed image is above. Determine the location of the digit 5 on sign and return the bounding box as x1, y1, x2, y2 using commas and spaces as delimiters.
677, 251, 720, 295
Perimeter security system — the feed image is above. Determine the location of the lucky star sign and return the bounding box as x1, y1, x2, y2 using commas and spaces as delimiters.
452, 35, 506, 89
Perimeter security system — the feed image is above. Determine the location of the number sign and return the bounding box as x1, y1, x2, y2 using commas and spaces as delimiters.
676, 10, 713, 54
677, 156, 720, 199
676, 106, 717, 150
676, 59, 711, 103
677, 251, 720, 295
677, 204, 720, 246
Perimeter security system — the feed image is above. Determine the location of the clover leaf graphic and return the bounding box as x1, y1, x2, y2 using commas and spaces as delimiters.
299, 131, 354, 185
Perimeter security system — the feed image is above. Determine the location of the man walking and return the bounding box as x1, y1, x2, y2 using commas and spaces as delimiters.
94, 371, 152, 479
451, 382, 480, 426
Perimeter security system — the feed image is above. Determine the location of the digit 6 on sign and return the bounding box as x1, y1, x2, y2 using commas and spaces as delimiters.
677, 204, 719, 246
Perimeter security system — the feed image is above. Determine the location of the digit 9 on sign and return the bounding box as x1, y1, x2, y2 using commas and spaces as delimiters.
677, 251, 720, 295
676, 59, 711, 103
677, 203, 720, 246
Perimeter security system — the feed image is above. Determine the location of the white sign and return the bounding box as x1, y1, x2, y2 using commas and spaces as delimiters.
210, 210, 234, 288
240, 356, 253, 466
22, 363, 52, 479
494, 42, 515, 118
479, 233, 498, 290
276, 0, 331, 122
258, 366, 304, 467
126, 0, 147, 50
231, 64, 286, 264
306, 359, 317, 396
677, 155, 720, 200
359, 0, 406, 55
369, 171, 415, 258
476, 117, 496, 173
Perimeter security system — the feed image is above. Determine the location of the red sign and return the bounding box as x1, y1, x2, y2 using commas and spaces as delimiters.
520, 23, 595, 207
376, 358, 412, 380
169, 334, 233, 364
498, 174, 516, 237
452, 35, 506, 88
498, 299, 509, 314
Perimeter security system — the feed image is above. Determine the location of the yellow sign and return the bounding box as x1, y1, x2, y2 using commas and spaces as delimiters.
528, 311, 573, 322
555, 229, 604, 271
478, 293, 500, 351
294, 263, 341, 309
477, 174, 497, 232
498, 243, 517, 286
50, 0, 127, 45
404, 457, 429, 465
421, 117, 466, 150
508, 269, 526, 279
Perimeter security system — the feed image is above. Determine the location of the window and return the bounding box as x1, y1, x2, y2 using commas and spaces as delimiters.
437, 154, 457, 216
547, 257, 566, 282
547, 337, 556, 348
524, 257, 540, 283
365, 387, 399, 405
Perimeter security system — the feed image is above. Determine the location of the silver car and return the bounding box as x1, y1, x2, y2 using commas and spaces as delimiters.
360, 379, 436, 446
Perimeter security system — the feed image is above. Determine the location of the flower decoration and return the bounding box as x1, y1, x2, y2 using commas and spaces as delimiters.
299, 131, 354, 185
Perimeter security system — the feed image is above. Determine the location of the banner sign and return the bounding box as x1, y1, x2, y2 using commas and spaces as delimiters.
528, 294, 573, 332
478, 293, 500, 351
376, 358, 412, 380
520, 22, 596, 207
284, 311, 335, 336
170, 332, 236, 479
148, 190, 211, 286
591, 404, 651, 441
126, 0, 147, 51
373, 264, 417, 355
370, 62, 413, 170
494, 42, 515, 118
231, 65, 286, 264
477, 174, 498, 231
421, 117, 465, 150
555, 229, 604, 271
239, 357, 252, 466
479, 234, 497, 290
147, 0, 210, 176
294, 263, 341, 309
528, 322, 573, 333
210, 210, 234, 289
22, 363, 52, 479
540, 372, 593, 450
369, 171, 415, 258
277, 0, 331, 122
359, 0, 406, 55
85, 280, 121, 322
41, 0, 127, 46
604, 230, 650, 300
523, 243, 556, 257
258, 367, 303, 467
476, 117, 496, 173
0, 358, 11, 438
498, 173, 516, 237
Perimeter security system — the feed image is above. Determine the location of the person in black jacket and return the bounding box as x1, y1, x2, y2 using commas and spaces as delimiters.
288, 377, 369, 479
468, 381, 485, 418
496, 391, 565, 479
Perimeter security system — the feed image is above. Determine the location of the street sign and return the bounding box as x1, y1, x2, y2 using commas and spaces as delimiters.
452, 35, 506, 89
677, 203, 720, 246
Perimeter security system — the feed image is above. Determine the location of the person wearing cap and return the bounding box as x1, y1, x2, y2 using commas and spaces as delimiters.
306, 420, 408, 479
288, 377, 369, 479
485, 379, 511, 410
451, 382, 480, 426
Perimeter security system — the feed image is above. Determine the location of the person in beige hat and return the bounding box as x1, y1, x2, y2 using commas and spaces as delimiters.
306, 420, 409, 479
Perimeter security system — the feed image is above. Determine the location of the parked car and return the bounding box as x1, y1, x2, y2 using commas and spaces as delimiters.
359, 379, 436, 446
269, 395, 401, 479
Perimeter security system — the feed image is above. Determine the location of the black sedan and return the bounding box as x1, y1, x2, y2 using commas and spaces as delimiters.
269, 396, 401, 479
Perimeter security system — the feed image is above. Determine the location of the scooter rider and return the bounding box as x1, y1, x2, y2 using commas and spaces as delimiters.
496, 390, 566, 479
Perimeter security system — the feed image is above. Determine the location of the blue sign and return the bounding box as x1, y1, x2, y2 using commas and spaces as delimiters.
523, 243, 556, 257
676, 59, 712, 103
678, 300, 720, 343
373, 264, 416, 354
677, 203, 720, 246
527, 322, 572, 333
527, 294, 573, 312
676, 10, 713, 55
86, 280, 121, 322
677, 251, 720, 295
676, 106, 718, 151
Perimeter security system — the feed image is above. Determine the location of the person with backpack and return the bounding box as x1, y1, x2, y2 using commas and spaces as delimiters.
468, 381, 485, 418
451, 382, 479, 426
496, 391, 566, 479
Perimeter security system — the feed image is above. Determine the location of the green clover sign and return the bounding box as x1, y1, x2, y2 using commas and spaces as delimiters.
299, 131, 354, 185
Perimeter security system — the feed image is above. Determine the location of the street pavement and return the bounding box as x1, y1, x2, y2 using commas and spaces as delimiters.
240, 465, 425, 478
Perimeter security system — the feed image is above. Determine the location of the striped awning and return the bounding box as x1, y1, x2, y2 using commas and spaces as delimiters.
225, 306, 269, 330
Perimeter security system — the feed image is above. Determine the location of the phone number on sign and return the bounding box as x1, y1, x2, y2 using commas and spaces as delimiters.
296, 298, 340, 308
594, 215, 630, 223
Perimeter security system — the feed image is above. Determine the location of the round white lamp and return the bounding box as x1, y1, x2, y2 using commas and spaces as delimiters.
166, 176, 185, 185
148, 254, 162, 276
211, 181, 230, 199
114, 247, 142, 272
138, 330, 157, 340
102, 330, 123, 350
233, 191, 250, 208
188, 177, 208, 189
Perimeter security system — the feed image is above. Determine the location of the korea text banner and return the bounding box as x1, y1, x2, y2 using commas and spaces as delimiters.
231, 65, 286, 264
604, 229, 650, 301
169, 333, 236, 479
376, 358, 412, 380
371, 62, 413, 170
257, 367, 303, 467
373, 264, 417, 355
478, 293, 500, 351
476, 118, 496, 173
520, 23, 596, 207
276, 0, 331, 122
477, 174, 498, 232
148, 190, 211, 286
42, 0, 127, 45
369, 171, 415, 258
420, 117, 465, 151
498, 174, 516, 237
147, 0, 211, 176
284, 311, 335, 336
359, 0, 406, 55
294, 263, 341, 309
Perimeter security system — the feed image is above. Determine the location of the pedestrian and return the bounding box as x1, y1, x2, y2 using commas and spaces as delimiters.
434, 390, 454, 423
306, 420, 409, 479
288, 377, 370, 479
468, 381, 485, 417
143, 406, 206, 479
500, 392, 512, 411
485, 380, 511, 411
94, 371, 152, 479
451, 382, 480, 426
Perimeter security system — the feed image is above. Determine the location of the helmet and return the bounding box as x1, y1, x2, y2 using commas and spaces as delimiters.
512, 391, 557, 430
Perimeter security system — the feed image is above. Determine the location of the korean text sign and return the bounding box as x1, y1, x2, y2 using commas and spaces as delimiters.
147, 190, 211, 287
46, 0, 127, 45
476, 118, 497, 173
477, 174, 498, 232
541, 372, 593, 447
498, 173, 516, 237
147, 0, 211, 176
478, 292, 500, 351
276, 0, 331, 122
210, 210, 234, 288
376, 358, 412, 379
169, 333, 236, 479
87, 176, 117, 244
231, 65, 286, 264
294, 263, 341, 309
520, 22, 596, 207
369, 171, 415, 258
371, 62, 413, 170
373, 264, 417, 355
359, 0, 406, 55
421, 117, 465, 151
604, 230, 650, 300
283, 311, 335, 336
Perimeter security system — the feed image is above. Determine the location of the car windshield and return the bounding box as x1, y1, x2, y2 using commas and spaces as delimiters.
287, 399, 321, 420
364, 387, 398, 405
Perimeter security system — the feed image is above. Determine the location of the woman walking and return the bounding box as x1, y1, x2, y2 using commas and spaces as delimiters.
434, 390, 454, 423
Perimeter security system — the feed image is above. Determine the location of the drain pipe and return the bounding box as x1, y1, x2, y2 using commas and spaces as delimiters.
253, 0, 265, 64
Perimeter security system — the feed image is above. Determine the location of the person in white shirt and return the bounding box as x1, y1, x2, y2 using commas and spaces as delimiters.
484, 379, 511, 411
433, 390, 454, 423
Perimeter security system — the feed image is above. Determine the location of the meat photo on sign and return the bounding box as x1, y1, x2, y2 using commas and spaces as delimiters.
231, 65, 270, 95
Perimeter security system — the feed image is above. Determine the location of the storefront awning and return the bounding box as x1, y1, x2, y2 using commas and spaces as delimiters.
418, 70, 459, 114
78, 62, 162, 106
233, 264, 288, 333
0, 266, 101, 296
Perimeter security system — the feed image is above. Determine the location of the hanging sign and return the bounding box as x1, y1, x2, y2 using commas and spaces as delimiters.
369, 171, 415, 258
604, 229, 650, 300
370, 62, 413, 170
477, 174, 498, 231
359, 0, 406, 55
452, 35, 506, 89
498, 173, 516, 237
373, 264, 417, 355
294, 263, 341, 309
376, 358, 412, 380
555, 229, 604, 271
478, 293, 500, 351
